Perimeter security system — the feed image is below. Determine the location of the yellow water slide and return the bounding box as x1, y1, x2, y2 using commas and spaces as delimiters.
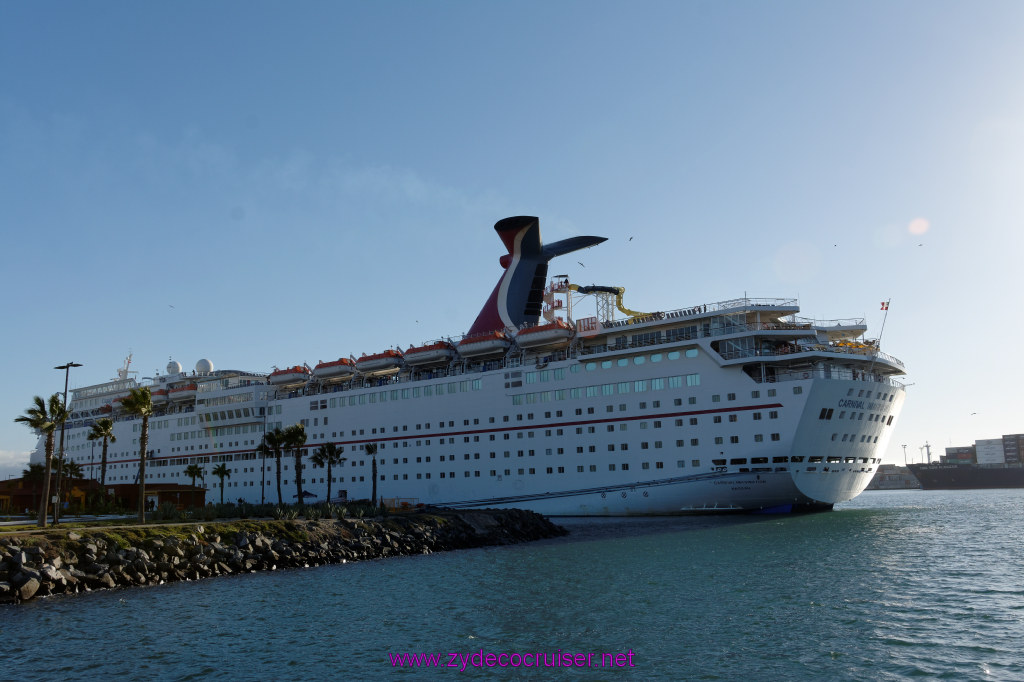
568, 284, 649, 319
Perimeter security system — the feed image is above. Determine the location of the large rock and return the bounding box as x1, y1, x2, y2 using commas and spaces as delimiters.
17, 577, 40, 601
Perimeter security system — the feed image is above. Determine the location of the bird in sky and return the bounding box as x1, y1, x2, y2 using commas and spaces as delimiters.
577, 261, 585, 267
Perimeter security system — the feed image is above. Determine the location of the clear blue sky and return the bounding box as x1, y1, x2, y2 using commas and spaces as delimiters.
3, 1, 1023, 477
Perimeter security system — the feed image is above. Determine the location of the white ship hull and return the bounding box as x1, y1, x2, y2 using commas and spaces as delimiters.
38, 347, 904, 515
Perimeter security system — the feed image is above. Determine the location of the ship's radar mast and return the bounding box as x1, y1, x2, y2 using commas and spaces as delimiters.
116, 353, 138, 381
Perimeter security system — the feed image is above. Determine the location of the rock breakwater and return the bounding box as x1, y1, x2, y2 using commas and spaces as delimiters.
0, 509, 566, 603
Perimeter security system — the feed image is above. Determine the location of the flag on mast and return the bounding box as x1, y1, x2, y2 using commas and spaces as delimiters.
880, 301, 889, 310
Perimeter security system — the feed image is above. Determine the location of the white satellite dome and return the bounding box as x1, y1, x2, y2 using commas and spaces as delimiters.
167, 359, 183, 375
196, 358, 214, 374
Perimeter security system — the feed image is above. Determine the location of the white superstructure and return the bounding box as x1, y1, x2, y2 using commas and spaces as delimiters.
32, 217, 906, 515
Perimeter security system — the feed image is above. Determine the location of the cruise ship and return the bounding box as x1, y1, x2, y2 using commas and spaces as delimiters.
32, 216, 907, 515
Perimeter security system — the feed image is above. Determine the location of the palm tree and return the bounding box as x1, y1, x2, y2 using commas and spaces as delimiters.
283, 423, 307, 504
59, 459, 83, 501
184, 463, 205, 507
120, 386, 153, 523
87, 418, 117, 487
310, 443, 346, 503
211, 463, 230, 504
259, 427, 287, 506
21, 462, 46, 516
52, 459, 83, 513
365, 442, 379, 507
15, 394, 67, 527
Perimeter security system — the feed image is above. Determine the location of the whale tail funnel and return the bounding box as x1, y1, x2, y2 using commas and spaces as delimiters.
466, 217, 606, 336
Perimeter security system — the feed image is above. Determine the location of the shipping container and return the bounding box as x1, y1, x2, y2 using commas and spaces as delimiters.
976, 439, 1005, 465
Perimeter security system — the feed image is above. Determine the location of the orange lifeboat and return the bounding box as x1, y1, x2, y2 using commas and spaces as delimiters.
404, 341, 454, 366
151, 389, 169, 404
313, 358, 356, 380
356, 350, 403, 374
169, 383, 198, 401
457, 331, 510, 358
269, 366, 310, 387
515, 319, 574, 349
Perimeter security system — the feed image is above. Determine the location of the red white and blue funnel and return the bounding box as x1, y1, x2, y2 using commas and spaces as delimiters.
466, 216, 606, 336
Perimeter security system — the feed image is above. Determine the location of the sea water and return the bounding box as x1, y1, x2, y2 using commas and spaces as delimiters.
3, 489, 1024, 681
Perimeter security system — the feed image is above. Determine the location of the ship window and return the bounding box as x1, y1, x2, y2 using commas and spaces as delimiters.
608, 464, 616, 471
651, 353, 663, 363
751, 390, 760, 398
754, 434, 764, 442
714, 437, 723, 444
767, 389, 776, 397
771, 433, 780, 441
712, 395, 721, 402
714, 416, 722, 424
793, 386, 803, 394
617, 358, 628, 367
685, 349, 698, 358
691, 438, 699, 446
601, 361, 612, 369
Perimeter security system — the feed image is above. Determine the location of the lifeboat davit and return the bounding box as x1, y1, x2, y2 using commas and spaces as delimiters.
269, 366, 311, 387
458, 331, 510, 358
169, 383, 198, 401
151, 389, 169, 404
356, 350, 403, 374
313, 358, 356, 380
404, 341, 455, 366
515, 320, 574, 349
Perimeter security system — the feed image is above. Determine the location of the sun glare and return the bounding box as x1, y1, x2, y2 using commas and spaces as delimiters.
908, 218, 930, 235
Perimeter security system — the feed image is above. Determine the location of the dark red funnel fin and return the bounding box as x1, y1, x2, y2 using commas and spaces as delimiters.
466, 217, 606, 336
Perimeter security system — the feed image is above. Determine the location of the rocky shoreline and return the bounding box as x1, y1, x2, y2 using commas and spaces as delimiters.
0, 508, 567, 604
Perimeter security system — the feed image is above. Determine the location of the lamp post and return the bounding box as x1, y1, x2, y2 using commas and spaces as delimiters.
53, 362, 82, 524
901, 444, 908, 466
